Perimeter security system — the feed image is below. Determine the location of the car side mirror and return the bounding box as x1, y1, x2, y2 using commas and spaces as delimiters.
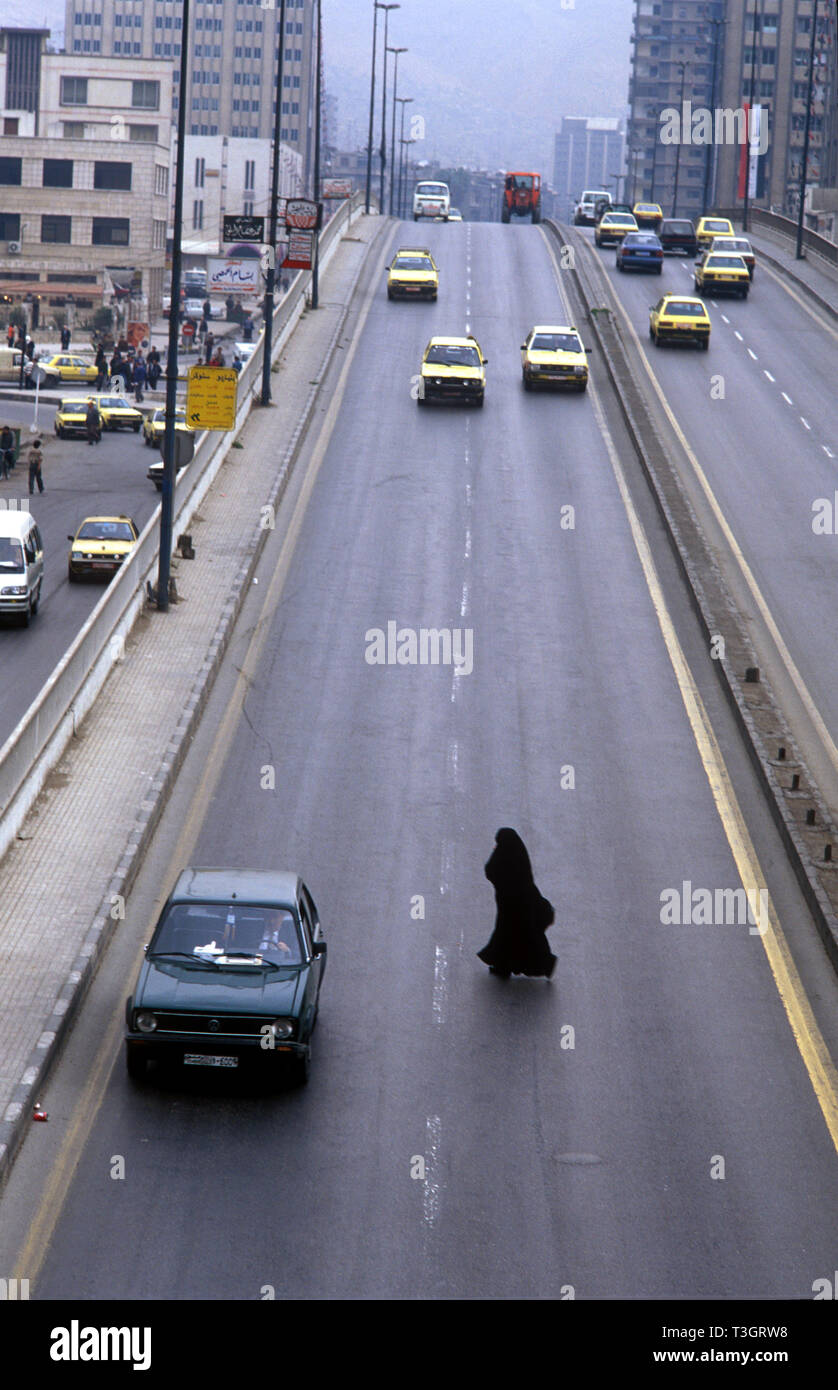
520, 344, 526, 350
67, 535, 75, 542
313, 941, 326, 957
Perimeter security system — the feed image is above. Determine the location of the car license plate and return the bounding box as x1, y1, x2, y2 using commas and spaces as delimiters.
184, 1053, 238, 1068
637, 251, 650, 256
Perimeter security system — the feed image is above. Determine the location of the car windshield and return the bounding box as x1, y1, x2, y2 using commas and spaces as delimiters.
706, 255, 747, 269
624, 234, 659, 245
394, 256, 433, 270
77, 521, 135, 542
608, 215, 635, 224
151, 902, 303, 965
60, 401, 84, 413
426, 344, 480, 366
530, 333, 582, 353
418, 184, 447, 196
664, 222, 693, 233
98, 397, 130, 408
704, 221, 731, 232
663, 301, 706, 317
508, 175, 534, 189
0, 538, 24, 572
721, 240, 749, 252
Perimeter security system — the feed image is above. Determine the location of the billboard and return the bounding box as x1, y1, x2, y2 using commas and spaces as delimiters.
207, 257, 262, 296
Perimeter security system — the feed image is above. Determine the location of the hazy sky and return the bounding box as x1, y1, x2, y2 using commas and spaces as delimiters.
4, 0, 633, 173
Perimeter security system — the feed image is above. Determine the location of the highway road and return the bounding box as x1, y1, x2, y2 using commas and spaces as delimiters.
3, 221, 838, 1300
0, 394, 164, 740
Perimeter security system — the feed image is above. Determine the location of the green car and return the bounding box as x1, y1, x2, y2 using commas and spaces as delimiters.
125, 868, 327, 1086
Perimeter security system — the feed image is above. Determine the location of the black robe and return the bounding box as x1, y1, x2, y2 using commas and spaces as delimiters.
477, 828, 556, 978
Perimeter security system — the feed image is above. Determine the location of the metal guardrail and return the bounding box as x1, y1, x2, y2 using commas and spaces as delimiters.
0, 190, 366, 858
715, 206, 838, 271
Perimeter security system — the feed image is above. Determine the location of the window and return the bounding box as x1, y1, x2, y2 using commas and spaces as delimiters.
130, 124, 158, 143
0, 157, 22, 185
43, 158, 73, 187
41, 215, 72, 244
61, 76, 88, 105
92, 217, 129, 246
3, 117, 19, 135
132, 81, 160, 110
192, 199, 204, 230
63, 121, 84, 139
0, 213, 20, 240
155, 165, 168, 195
94, 161, 132, 191
195, 156, 205, 187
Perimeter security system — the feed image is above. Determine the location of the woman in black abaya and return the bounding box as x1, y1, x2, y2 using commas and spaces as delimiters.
477, 828, 556, 979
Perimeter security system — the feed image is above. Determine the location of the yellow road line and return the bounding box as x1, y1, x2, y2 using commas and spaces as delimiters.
542, 229, 838, 1154
14, 225, 393, 1290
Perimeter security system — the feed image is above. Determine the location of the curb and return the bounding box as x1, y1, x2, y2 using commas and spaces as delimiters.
0, 214, 394, 1191
752, 240, 838, 323
545, 220, 838, 974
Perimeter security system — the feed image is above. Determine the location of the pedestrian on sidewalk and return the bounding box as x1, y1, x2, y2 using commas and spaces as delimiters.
242, 315, 253, 343
132, 350, 147, 403
477, 828, 556, 980
95, 344, 107, 390
60, 324, 71, 351
204, 330, 214, 364
27, 438, 44, 495
85, 398, 102, 445
5, 323, 14, 348
0, 424, 15, 478
147, 345, 161, 391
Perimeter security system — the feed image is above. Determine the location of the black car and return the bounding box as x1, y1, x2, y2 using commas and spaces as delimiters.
595, 200, 633, 223
658, 218, 698, 256
125, 868, 327, 1086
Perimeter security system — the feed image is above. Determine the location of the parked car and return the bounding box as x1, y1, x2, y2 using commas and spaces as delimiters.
124, 867, 327, 1086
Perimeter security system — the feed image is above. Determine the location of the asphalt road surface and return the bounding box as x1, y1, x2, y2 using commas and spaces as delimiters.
3, 222, 838, 1301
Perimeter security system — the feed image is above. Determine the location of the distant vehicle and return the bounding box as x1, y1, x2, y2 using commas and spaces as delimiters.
183, 268, 207, 294
234, 340, 257, 362
501, 172, 541, 224
695, 215, 735, 253
387, 247, 439, 301
520, 325, 589, 392
594, 212, 639, 247
649, 295, 711, 350
710, 235, 754, 278
142, 406, 192, 448
447, 208, 463, 222
574, 189, 611, 225
54, 394, 142, 437
413, 180, 451, 221
616, 231, 664, 274
37, 354, 97, 387
658, 218, 698, 256
418, 335, 487, 407
633, 201, 663, 228
694, 251, 750, 299
183, 297, 205, 319
67, 515, 139, 583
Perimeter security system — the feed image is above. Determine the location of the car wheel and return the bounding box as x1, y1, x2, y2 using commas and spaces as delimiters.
20, 602, 30, 628
701, 339, 709, 350
616, 260, 623, 271
474, 393, 484, 408
125, 1044, 148, 1082
417, 395, 427, 406
656, 266, 663, 275
577, 382, 588, 393
133, 422, 141, 432
649, 325, 655, 340
741, 289, 748, 299
30, 584, 39, 616
653, 331, 661, 347
68, 565, 78, 583
522, 372, 532, 391
287, 1050, 310, 1088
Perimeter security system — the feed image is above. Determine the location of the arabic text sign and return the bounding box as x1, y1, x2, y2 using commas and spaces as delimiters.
283, 230, 313, 270
322, 179, 353, 199
186, 365, 239, 430
207, 257, 262, 296
223, 214, 265, 244
285, 198, 319, 230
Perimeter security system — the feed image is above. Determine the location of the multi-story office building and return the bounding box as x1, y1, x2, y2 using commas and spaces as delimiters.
0, 26, 171, 321
180, 134, 302, 258
626, 0, 725, 221
714, 0, 837, 217
553, 117, 625, 218
64, 0, 318, 188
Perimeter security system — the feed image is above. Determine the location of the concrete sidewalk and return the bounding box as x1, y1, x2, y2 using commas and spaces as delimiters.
0, 211, 390, 1185
742, 224, 838, 320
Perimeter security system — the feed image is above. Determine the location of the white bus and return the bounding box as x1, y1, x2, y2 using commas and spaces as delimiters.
413, 181, 451, 221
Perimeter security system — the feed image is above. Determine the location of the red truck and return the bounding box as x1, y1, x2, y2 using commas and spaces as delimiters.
501, 172, 541, 224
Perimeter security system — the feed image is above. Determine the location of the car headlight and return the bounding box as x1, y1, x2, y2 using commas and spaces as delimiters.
573, 366, 586, 374
135, 1011, 157, 1033
1, 585, 26, 596
271, 1019, 294, 1040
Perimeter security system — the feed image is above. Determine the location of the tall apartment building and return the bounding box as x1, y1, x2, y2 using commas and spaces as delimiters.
714, 0, 837, 216
64, 0, 318, 188
181, 134, 302, 258
626, 0, 725, 221
0, 26, 171, 320
553, 117, 625, 218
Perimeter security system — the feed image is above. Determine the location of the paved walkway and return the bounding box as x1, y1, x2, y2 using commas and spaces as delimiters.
0, 212, 388, 1183
742, 223, 838, 319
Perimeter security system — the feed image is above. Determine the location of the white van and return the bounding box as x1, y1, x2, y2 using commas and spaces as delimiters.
0, 508, 44, 625
574, 189, 612, 226
413, 181, 451, 221
0, 346, 25, 382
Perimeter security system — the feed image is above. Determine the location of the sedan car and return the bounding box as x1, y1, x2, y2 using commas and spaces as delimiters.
419, 335, 487, 406
695, 215, 735, 253
447, 208, 463, 222
387, 247, 439, 300
124, 868, 327, 1086
649, 294, 711, 349
616, 231, 664, 273
93, 394, 143, 431
54, 397, 98, 438
658, 218, 698, 256
142, 405, 193, 448
67, 514, 139, 582
694, 251, 750, 298
710, 235, 755, 278
234, 340, 257, 362
595, 212, 639, 246
632, 201, 663, 228
520, 325, 589, 391
37, 354, 97, 387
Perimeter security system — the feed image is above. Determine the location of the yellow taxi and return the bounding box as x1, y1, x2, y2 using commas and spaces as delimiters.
418, 335, 487, 406
694, 216, 735, 253
520, 324, 589, 392
37, 354, 97, 387
595, 212, 639, 247
711, 235, 755, 278
649, 294, 711, 350
142, 405, 193, 448
55, 394, 143, 437
387, 247, 439, 301
67, 515, 139, 582
632, 201, 663, 228
694, 251, 750, 299
447, 208, 463, 222
54, 397, 96, 438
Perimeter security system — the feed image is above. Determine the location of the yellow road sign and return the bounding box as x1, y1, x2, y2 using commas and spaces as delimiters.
186, 365, 238, 429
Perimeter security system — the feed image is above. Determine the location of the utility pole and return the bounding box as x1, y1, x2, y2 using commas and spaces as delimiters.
742, 2, 759, 232
378, 5, 399, 211
261, 0, 286, 406
311, 0, 322, 307
703, 17, 725, 212
396, 96, 413, 219
671, 62, 688, 216
388, 46, 407, 216
365, 2, 381, 213
796, 0, 819, 258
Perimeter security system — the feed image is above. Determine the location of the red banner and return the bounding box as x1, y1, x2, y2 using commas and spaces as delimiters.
737, 103, 750, 200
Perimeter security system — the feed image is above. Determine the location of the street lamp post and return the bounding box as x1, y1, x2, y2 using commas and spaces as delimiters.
365, 2, 381, 213
395, 96, 413, 219
671, 62, 688, 216
796, 0, 819, 258
400, 136, 416, 218
261, 0, 287, 406
703, 17, 725, 212
388, 46, 407, 216
311, 0, 322, 307
378, 5, 399, 212
742, 2, 759, 232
